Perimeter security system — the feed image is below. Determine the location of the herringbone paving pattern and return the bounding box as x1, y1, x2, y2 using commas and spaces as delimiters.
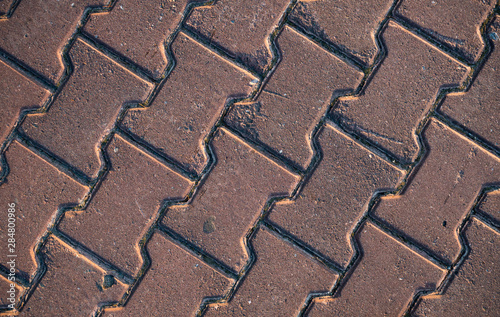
0, 0, 499, 316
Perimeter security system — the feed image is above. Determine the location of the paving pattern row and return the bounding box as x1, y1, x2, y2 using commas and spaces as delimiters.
0, 0, 499, 316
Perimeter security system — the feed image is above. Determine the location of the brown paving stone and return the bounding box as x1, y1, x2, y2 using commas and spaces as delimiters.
413, 218, 500, 317
205, 226, 336, 316
226, 26, 363, 170
102, 232, 232, 317
439, 16, 500, 149
478, 190, 500, 226
372, 119, 500, 264
395, 0, 495, 63
308, 221, 445, 317
0, 275, 22, 313
290, 0, 393, 65
0, 141, 87, 281
20, 38, 153, 178
332, 21, 468, 163
184, 0, 290, 73
268, 123, 403, 267
122, 32, 255, 174
162, 128, 299, 272
0, 61, 48, 146
84, 0, 203, 78
58, 134, 192, 276
0, 0, 14, 17
0, 0, 106, 83
21, 236, 126, 316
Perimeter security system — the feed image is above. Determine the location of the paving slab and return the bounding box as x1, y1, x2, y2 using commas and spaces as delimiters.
307, 221, 445, 317
413, 217, 500, 316
396, 0, 496, 62
0, 1, 498, 315
290, 0, 393, 65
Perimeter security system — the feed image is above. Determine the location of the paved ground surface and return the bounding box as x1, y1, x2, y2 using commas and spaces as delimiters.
0, 0, 499, 316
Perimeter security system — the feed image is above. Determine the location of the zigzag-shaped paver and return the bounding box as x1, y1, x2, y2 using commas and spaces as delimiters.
395, 0, 496, 63
204, 226, 336, 316
332, 21, 468, 164
102, 231, 232, 316
372, 119, 500, 264
20, 38, 153, 179
268, 122, 403, 268
226, 25, 363, 170
0, 141, 87, 282
0, 0, 107, 83
289, 0, 393, 65
21, 235, 126, 316
439, 16, 500, 150
122, 31, 255, 174
162, 128, 299, 272
57, 134, 192, 277
307, 221, 445, 316
0, 60, 48, 147
83, 0, 203, 78
413, 217, 500, 316
184, 0, 290, 73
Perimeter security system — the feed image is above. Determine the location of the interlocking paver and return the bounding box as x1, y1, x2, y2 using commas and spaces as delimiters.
0, 61, 48, 146
290, 0, 393, 65
122, 32, 255, 174
84, 0, 202, 78
184, 0, 290, 73
102, 232, 232, 317
372, 119, 500, 264
332, 21, 468, 163
0, 0, 14, 17
0, 275, 22, 313
162, 128, 299, 272
308, 221, 445, 316
413, 218, 500, 317
205, 226, 336, 316
0, 0, 106, 83
439, 16, 500, 149
268, 122, 403, 267
226, 26, 363, 169
478, 190, 500, 226
21, 236, 126, 316
20, 38, 153, 178
0, 141, 87, 281
58, 134, 192, 276
395, 0, 495, 62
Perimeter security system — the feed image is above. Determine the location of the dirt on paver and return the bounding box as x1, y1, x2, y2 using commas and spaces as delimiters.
0, 0, 499, 316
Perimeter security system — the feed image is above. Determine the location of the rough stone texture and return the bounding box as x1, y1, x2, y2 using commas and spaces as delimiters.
413, 218, 500, 317
268, 123, 403, 267
184, 0, 290, 73
439, 16, 500, 150
395, 0, 495, 63
84, 0, 202, 78
162, 128, 299, 272
0, 141, 87, 281
20, 38, 153, 178
0, 0, 106, 83
478, 190, 500, 226
103, 232, 232, 317
372, 119, 500, 264
308, 221, 445, 317
205, 226, 337, 316
122, 32, 255, 174
226, 26, 363, 170
0, 0, 14, 16
21, 236, 126, 317
332, 21, 468, 163
0, 275, 22, 312
0, 61, 48, 146
290, 0, 393, 65
58, 134, 192, 276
